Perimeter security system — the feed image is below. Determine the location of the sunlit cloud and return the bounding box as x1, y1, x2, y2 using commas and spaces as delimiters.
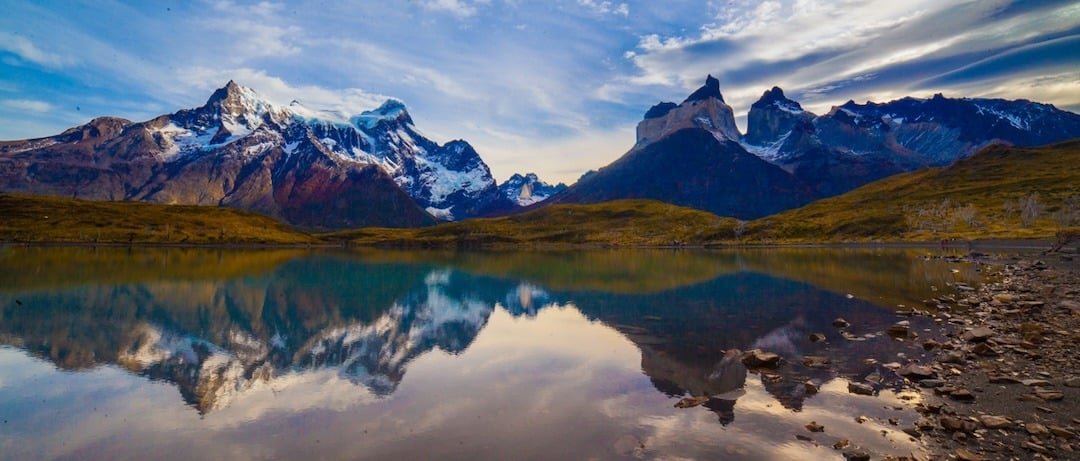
1, 99, 53, 113
0, 33, 74, 68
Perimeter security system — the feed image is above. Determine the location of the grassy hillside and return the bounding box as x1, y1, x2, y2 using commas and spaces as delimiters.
331, 199, 741, 247
0, 193, 319, 245
745, 140, 1080, 242
2, 140, 1077, 247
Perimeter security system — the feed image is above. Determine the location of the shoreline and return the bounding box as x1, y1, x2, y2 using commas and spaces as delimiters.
0, 238, 1065, 252
893, 252, 1079, 460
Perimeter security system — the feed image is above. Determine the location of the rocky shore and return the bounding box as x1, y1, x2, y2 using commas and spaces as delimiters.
905, 253, 1080, 460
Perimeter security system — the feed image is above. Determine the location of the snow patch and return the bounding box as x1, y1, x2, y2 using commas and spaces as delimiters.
740, 131, 791, 163
425, 206, 455, 221
975, 104, 1029, 130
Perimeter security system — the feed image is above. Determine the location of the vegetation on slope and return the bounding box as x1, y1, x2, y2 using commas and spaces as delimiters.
744, 140, 1080, 243
0, 193, 319, 245
2, 140, 1077, 247
330, 199, 741, 248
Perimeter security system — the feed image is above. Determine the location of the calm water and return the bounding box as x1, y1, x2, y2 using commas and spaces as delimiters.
0, 246, 980, 460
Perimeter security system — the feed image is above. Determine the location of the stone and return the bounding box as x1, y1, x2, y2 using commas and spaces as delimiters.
801, 356, 830, 368
988, 374, 1023, 384
847, 382, 875, 396
832, 318, 850, 328
955, 448, 984, 461
842, 450, 870, 461
1026, 423, 1051, 437
741, 349, 781, 368
1023, 441, 1049, 454
937, 351, 966, 364
949, 388, 975, 401
1049, 425, 1076, 439
972, 342, 1000, 356
1021, 379, 1052, 387
803, 381, 819, 395
978, 415, 1012, 429
962, 326, 995, 342
1035, 389, 1065, 401
674, 396, 709, 408
795, 434, 814, 442
1066, 377, 1080, 387
808, 332, 826, 342
832, 439, 850, 449
940, 416, 977, 432
922, 339, 941, 350
919, 379, 946, 388
897, 363, 937, 380
886, 323, 910, 337
805, 421, 824, 432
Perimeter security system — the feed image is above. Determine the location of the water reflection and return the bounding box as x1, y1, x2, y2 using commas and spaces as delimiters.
0, 246, 977, 459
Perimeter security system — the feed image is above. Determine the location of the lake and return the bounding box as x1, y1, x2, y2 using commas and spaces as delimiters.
0, 246, 981, 460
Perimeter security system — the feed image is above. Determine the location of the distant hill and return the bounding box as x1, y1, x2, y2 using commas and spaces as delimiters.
551, 75, 1080, 219
0, 193, 318, 245
746, 140, 1080, 242
332, 199, 741, 248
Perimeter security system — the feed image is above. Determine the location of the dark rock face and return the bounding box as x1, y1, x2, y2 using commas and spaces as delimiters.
498, 172, 567, 207
741, 87, 1080, 202
0, 82, 511, 227
552, 128, 817, 219
683, 74, 725, 104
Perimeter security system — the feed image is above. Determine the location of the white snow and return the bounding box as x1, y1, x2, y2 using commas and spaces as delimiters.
412, 153, 491, 205
425, 206, 455, 221
774, 100, 804, 114
975, 103, 1029, 130
740, 130, 791, 163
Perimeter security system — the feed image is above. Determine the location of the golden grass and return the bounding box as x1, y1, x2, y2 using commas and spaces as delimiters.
0, 193, 319, 245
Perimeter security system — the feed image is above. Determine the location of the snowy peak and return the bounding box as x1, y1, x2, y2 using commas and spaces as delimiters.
683, 74, 725, 104
353, 99, 413, 130
744, 86, 814, 148
636, 75, 741, 145
751, 87, 804, 114
498, 172, 567, 207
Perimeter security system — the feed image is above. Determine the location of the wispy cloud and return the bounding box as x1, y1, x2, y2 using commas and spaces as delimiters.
421, 0, 489, 18
0, 33, 74, 68
1, 0, 1077, 183
1, 99, 53, 113
579, 0, 629, 17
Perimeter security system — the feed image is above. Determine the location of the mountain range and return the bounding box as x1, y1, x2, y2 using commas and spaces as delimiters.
2, 77, 1079, 227
0, 82, 528, 228
552, 75, 1080, 219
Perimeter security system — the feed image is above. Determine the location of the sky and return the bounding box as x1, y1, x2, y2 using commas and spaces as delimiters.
1, 0, 1078, 184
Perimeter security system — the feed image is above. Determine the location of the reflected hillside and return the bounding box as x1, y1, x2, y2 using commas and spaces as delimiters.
0, 248, 962, 416
0, 246, 309, 293
348, 249, 743, 294
734, 248, 981, 308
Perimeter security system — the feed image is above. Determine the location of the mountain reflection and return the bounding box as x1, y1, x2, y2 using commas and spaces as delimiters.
0, 247, 965, 415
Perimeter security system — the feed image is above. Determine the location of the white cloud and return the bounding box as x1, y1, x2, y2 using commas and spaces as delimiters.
1, 99, 53, 113
177, 67, 391, 114
579, 0, 630, 17
0, 33, 74, 68
421, 0, 489, 18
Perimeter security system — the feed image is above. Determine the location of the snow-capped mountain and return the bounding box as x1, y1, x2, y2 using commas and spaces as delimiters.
556, 75, 1080, 218
0, 81, 510, 226
552, 76, 819, 219
741, 88, 1080, 196
498, 173, 567, 207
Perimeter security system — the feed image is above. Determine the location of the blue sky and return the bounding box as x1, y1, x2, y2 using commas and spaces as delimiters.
2, 1, 1078, 184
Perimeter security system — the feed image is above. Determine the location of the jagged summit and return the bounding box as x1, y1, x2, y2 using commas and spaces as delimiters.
751, 87, 803, 112
683, 75, 724, 104
636, 75, 740, 144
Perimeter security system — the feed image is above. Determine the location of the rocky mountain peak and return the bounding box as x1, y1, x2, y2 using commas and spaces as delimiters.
683, 75, 724, 104
637, 75, 739, 145
353, 99, 413, 129
751, 87, 803, 112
